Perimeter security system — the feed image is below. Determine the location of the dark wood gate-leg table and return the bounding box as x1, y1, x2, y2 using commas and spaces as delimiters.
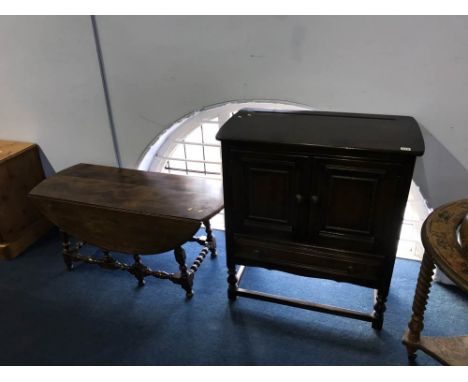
30, 163, 224, 298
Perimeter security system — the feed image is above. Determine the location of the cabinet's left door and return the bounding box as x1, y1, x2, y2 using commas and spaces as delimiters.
226, 149, 309, 242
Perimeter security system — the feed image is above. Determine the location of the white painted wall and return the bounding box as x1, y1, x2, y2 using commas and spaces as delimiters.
0, 16, 467, 205
95, 15, 468, 206
0, 16, 117, 171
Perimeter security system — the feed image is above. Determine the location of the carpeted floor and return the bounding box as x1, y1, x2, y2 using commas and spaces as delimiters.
0, 228, 466, 366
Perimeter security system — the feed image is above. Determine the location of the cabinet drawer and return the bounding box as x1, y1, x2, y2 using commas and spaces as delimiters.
233, 236, 383, 285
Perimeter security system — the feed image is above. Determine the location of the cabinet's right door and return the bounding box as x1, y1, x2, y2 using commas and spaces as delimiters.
309, 156, 403, 255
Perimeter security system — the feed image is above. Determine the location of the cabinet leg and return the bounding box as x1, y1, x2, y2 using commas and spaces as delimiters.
405, 251, 435, 361
60, 230, 73, 271
227, 263, 238, 301
174, 246, 193, 298
204, 219, 217, 257
372, 288, 388, 330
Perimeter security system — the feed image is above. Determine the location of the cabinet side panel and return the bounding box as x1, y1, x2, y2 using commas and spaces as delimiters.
0, 146, 45, 242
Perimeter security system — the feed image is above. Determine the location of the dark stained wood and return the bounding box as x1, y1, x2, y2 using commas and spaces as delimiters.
461, 213, 468, 254
216, 110, 425, 155
30, 163, 224, 254
227, 263, 238, 301
403, 199, 468, 365
218, 110, 424, 329
235, 287, 374, 322
420, 199, 468, 291
372, 289, 388, 330
174, 246, 193, 297
0, 140, 52, 259
403, 250, 436, 361
34, 200, 200, 255
232, 235, 383, 288
60, 230, 73, 270
29, 163, 223, 296
203, 219, 217, 257
31, 163, 224, 222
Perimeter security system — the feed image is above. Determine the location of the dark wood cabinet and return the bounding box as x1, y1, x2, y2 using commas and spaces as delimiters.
217, 110, 425, 329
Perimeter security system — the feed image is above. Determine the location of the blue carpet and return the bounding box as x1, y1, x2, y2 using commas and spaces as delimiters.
0, 228, 466, 366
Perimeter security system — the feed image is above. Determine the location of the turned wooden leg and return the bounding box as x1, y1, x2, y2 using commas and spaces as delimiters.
227, 262, 238, 301
132, 255, 146, 287
60, 230, 73, 271
372, 288, 388, 330
174, 246, 193, 298
204, 219, 217, 257
405, 251, 436, 361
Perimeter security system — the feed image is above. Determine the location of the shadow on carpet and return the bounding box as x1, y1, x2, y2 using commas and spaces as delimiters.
0, 228, 466, 365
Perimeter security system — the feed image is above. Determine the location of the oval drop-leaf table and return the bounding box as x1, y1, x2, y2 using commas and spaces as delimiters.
29, 163, 224, 297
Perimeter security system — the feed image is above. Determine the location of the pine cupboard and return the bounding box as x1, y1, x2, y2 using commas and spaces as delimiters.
217, 110, 425, 329
0, 140, 51, 259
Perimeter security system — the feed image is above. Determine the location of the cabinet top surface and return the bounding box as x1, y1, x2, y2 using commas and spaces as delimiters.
29, 163, 224, 222
0, 140, 36, 163
216, 110, 425, 156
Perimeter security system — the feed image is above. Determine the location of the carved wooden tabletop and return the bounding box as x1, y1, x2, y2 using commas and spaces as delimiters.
421, 199, 468, 292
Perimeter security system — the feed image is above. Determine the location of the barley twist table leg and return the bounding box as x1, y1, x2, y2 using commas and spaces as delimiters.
405, 251, 436, 361
60, 230, 73, 271
203, 219, 217, 257
174, 246, 193, 298
132, 254, 146, 287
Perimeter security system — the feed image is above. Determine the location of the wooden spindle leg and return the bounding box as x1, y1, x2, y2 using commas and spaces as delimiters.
60, 230, 73, 271
204, 219, 217, 257
174, 246, 193, 298
372, 288, 388, 330
101, 250, 116, 268
227, 262, 238, 301
132, 254, 146, 287
190, 247, 209, 274
405, 251, 436, 361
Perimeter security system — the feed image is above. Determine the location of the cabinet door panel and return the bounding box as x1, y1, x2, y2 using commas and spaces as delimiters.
310, 157, 401, 253
229, 150, 308, 240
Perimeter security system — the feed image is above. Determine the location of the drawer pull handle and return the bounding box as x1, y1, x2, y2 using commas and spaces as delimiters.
347, 265, 355, 274
253, 249, 262, 256
310, 195, 319, 205
295, 194, 303, 204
